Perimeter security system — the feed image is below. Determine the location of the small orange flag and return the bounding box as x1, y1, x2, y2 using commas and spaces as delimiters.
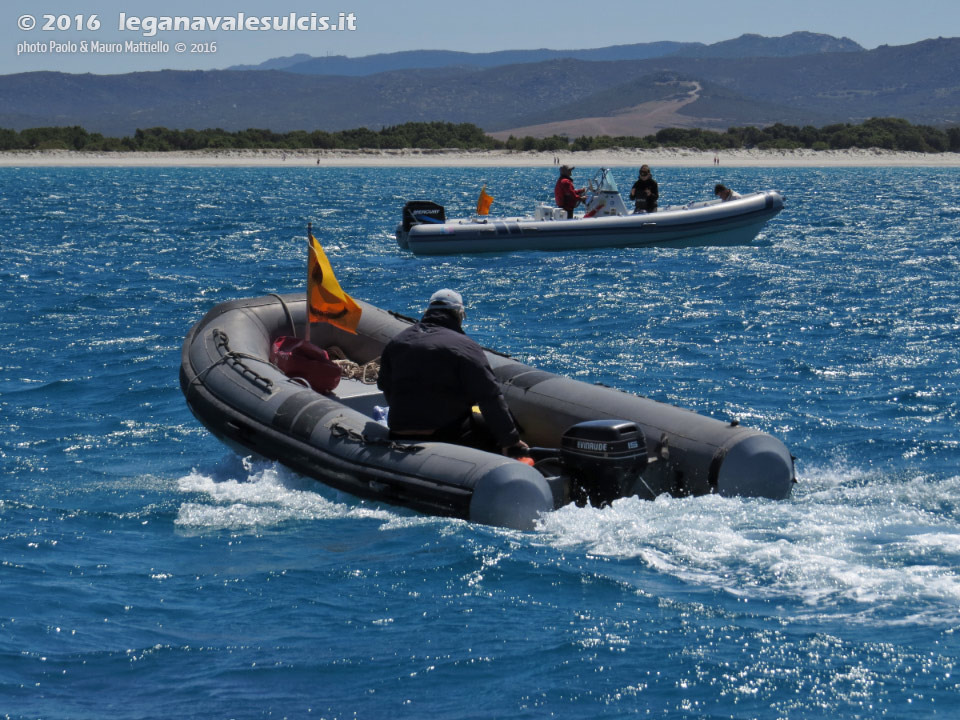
307, 230, 362, 334
476, 185, 494, 216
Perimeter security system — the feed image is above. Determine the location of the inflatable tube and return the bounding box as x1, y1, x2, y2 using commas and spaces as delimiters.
397, 191, 785, 255
180, 294, 795, 530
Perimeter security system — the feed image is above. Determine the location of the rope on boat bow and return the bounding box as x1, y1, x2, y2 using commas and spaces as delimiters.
187, 329, 276, 396
326, 345, 380, 384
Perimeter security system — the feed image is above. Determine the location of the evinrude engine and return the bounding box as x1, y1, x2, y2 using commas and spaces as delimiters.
560, 420, 648, 507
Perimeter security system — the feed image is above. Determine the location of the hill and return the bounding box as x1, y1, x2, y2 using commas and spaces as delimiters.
673, 31, 862, 58
236, 42, 700, 76
1, 37, 956, 138
229, 32, 863, 76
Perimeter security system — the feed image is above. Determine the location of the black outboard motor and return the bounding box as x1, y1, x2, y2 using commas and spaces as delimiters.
402, 201, 445, 232
560, 420, 648, 507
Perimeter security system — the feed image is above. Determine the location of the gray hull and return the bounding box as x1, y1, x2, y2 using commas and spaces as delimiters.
398, 191, 784, 255
180, 294, 795, 530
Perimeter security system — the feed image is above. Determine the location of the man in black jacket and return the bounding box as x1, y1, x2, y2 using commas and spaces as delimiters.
377, 289, 529, 456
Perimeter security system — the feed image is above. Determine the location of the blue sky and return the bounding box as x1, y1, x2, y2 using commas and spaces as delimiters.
4, 0, 957, 75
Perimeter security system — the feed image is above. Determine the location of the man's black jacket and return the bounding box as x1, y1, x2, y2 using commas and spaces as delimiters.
377, 309, 520, 447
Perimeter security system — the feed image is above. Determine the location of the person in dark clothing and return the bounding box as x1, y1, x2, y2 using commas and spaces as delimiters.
629, 164, 659, 213
554, 164, 586, 219
377, 289, 529, 456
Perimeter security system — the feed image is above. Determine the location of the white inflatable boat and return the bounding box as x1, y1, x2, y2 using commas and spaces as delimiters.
180, 293, 796, 530
396, 169, 784, 255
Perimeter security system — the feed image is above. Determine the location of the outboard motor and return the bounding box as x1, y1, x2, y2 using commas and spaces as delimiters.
559, 420, 648, 507
401, 201, 445, 232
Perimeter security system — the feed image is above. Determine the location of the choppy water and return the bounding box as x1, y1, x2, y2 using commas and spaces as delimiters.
2, 165, 958, 718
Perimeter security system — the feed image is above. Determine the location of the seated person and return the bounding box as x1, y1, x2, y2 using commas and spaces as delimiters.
714, 183, 742, 202
377, 289, 529, 457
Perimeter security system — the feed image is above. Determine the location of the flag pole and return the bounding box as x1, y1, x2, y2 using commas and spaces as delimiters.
305, 222, 312, 343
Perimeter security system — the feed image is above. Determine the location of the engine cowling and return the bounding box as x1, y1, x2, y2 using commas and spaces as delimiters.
560, 420, 648, 507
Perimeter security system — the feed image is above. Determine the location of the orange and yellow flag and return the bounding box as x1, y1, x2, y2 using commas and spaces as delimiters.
476, 185, 494, 216
307, 230, 362, 334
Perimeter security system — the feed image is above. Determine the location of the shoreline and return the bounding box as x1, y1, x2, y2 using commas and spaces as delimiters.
1, 147, 959, 168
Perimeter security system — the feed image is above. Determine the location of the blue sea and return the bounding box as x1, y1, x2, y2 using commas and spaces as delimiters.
2, 163, 959, 719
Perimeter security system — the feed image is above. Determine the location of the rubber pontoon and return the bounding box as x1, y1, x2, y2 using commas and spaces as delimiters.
396, 169, 784, 255
180, 293, 795, 530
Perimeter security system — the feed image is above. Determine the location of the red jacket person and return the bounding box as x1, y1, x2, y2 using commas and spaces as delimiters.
554, 165, 585, 218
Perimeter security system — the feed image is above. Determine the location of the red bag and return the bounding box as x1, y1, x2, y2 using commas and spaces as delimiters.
269, 336, 341, 393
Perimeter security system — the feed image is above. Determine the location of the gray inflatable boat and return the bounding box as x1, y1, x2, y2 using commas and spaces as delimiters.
180, 293, 795, 530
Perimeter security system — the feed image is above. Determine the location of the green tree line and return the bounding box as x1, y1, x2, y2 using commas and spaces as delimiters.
2, 118, 958, 153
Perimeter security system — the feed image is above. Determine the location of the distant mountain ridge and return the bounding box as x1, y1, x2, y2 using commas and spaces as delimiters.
229, 42, 701, 75
675, 31, 862, 58
229, 32, 863, 76
1, 34, 956, 139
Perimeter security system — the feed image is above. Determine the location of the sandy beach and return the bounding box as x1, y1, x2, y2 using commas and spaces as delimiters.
2, 147, 960, 168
